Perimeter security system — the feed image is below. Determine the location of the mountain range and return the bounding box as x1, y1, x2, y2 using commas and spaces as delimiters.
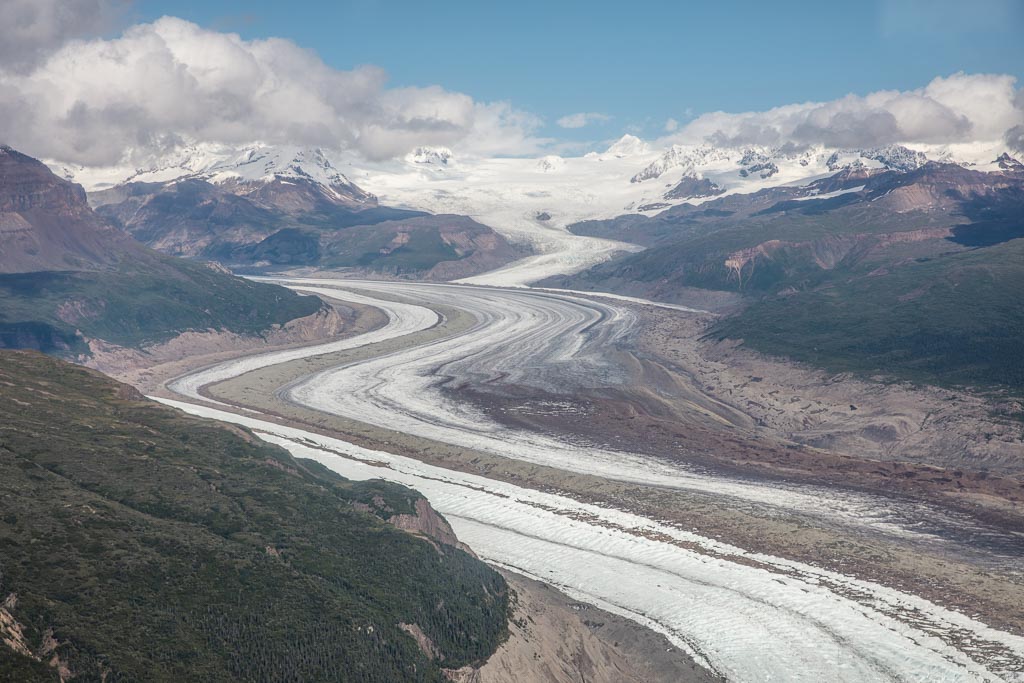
76, 146, 523, 278
0, 146, 321, 355
546, 155, 1024, 391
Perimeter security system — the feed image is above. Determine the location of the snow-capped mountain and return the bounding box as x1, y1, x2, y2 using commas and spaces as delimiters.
631, 144, 932, 185
997, 152, 1024, 171
621, 140, 1022, 204
58, 135, 1016, 217
205, 146, 375, 209
47, 135, 1020, 286
60, 144, 374, 208
602, 134, 650, 158
630, 144, 733, 183
208, 146, 358, 185
406, 146, 455, 167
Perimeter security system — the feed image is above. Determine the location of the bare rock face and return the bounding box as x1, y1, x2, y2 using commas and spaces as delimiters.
389, 497, 464, 549
216, 173, 376, 215
0, 593, 32, 658
447, 572, 717, 683
996, 152, 1024, 172
0, 146, 141, 273
664, 176, 725, 201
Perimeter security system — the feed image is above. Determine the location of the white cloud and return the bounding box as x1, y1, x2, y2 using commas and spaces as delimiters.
0, 0, 130, 73
2, 8, 1020, 169
663, 73, 1024, 150
556, 112, 612, 129
0, 15, 547, 166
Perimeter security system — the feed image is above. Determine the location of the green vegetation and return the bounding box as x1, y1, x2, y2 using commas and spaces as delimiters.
0, 351, 508, 681
568, 202, 959, 294
562, 166, 1024, 393
714, 238, 1024, 392
0, 257, 322, 354
342, 228, 464, 272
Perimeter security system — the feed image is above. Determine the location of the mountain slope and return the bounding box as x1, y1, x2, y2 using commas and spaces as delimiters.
548, 160, 1024, 391
86, 146, 523, 278
0, 350, 509, 682
711, 236, 1024, 390
90, 176, 426, 261
0, 145, 146, 273
0, 147, 322, 354
246, 214, 523, 279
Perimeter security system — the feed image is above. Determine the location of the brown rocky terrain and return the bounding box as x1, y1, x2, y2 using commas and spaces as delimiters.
88, 175, 418, 259
84, 301, 379, 392
0, 146, 146, 273
470, 301, 1024, 528
453, 572, 716, 683
545, 160, 1024, 403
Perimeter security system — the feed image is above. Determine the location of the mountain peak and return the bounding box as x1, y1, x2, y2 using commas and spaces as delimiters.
407, 146, 455, 167
209, 145, 357, 189
605, 135, 649, 158
537, 155, 565, 172
0, 146, 139, 274
996, 152, 1024, 171
631, 144, 732, 183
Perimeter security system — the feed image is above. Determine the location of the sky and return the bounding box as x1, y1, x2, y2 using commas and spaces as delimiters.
1, 0, 1023, 166
131, 0, 1024, 141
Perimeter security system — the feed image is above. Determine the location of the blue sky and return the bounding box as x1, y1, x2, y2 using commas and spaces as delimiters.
132, 0, 1024, 141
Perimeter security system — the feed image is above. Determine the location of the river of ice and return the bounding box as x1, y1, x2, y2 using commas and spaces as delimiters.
161, 276, 1024, 681
261, 279, 1019, 555
158, 398, 1024, 682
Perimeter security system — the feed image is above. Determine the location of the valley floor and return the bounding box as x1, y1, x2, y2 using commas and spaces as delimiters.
130, 276, 1024, 682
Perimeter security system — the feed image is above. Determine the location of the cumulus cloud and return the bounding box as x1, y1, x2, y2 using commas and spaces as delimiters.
664, 73, 1024, 150
0, 15, 547, 166
556, 112, 612, 129
664, 118, 679, 133
1006, 126, 1024, 155
0, 0, 130, 73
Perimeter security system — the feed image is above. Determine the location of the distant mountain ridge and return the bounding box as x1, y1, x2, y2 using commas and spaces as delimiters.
627, 142, 990, 202
77, 144, 524, 278
57, 136, 1018, 213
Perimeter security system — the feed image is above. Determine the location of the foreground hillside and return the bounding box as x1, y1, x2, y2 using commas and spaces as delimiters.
0, 350, 509, 682
549, 160, 1024, 392
0, 146, 322, 355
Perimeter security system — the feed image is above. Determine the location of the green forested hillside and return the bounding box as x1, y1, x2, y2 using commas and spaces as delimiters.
712, 236, 1024, 393
554, 163, 1024, 392
0, 351, 508, 682
0, 146, 324, 355
0, 258, 322, 354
